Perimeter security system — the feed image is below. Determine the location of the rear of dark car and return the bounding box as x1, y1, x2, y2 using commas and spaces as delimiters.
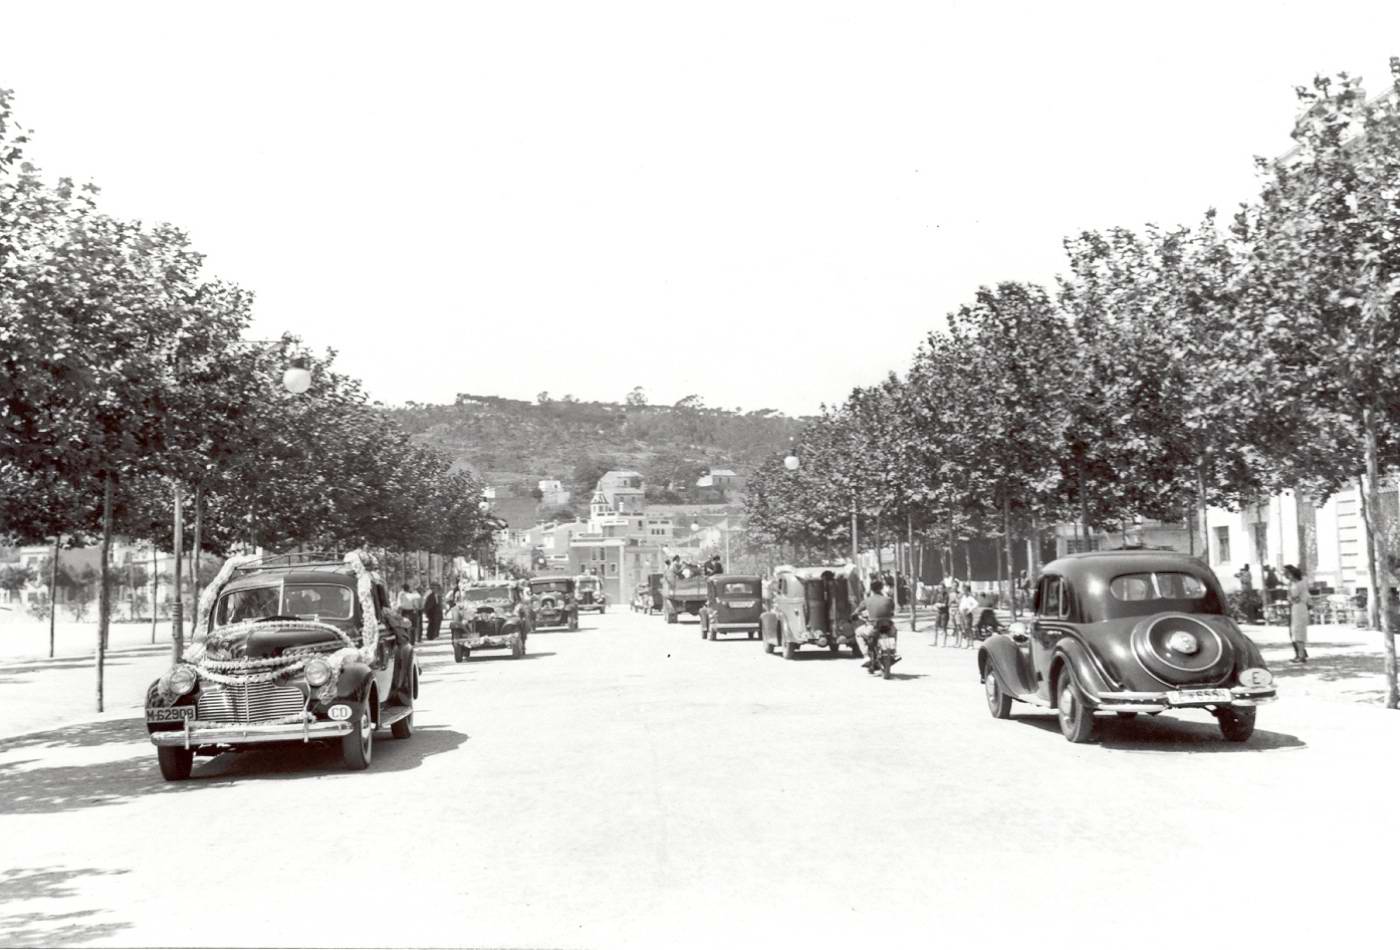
707, 575, 763, 636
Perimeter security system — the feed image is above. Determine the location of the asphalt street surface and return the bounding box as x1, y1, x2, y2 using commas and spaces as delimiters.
2, 609, 1397, 948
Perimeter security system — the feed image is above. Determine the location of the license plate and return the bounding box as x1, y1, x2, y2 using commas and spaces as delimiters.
878, 637, 897, 651
1165, 689, 1233, 706
726, 600, 755, 609
146, 706, 195, 723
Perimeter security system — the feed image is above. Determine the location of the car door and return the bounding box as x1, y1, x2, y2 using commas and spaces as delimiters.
777, 574, 800, 641
370, 582, 397, 701
1029, 575, 1064, 702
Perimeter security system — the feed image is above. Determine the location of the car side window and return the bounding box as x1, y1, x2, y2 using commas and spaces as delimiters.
1039, 577, 1061, 618
1057, 580, 1073, 620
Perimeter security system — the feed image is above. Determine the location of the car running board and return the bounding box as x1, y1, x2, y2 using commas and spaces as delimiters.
378, 705, 412, 727
1011, 691, 1052, 708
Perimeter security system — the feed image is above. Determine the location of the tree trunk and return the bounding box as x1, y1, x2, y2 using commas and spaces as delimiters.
1002, 488, 1015, 615
1363, 409, 1397, 709
171, 482, 185, 663
1197, 457, 1210, 565
850, 500, 859, 566
908, 513, 917, 632
190, 485, 203, 604
49, 533, 60, 659
150, 545, 158, 644
963, 543, 972, 583
97, 474, 114, 713
1359, 476, 1380, 631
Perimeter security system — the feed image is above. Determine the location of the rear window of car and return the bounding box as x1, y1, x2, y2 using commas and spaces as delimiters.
463, 587, 511, 602
720, 582, 759, 596
1109, 572, 1208, 602
532, 582, 571, 593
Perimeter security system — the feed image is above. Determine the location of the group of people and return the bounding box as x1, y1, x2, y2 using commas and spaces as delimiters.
396, 581, 443, 643
666, 555, 724, 579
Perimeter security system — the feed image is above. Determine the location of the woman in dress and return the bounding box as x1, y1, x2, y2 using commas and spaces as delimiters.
1284, 564, 1309, 663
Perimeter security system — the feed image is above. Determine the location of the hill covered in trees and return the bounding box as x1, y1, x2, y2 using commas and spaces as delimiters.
388, 392, 805, 513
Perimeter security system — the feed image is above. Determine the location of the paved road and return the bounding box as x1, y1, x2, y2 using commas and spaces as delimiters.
1, 609, 1397, 948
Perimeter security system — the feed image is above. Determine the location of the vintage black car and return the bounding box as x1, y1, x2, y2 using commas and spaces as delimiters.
450, 582, 528, 661
528, 576, 579, 630
144, 551, 418, 780
575, 574, 607, 613
978, 551, 1276, 743
698, 574, 764, 641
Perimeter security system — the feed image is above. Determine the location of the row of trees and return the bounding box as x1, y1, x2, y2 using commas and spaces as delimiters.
744, 65, 1400, 707
0, 88, 500, 708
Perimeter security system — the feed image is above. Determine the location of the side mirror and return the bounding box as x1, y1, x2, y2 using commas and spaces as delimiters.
1008, 621, 1030, 641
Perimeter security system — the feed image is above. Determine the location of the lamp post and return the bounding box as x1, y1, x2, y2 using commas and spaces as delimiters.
169, 344, 313, 662
784, 451, 858, 565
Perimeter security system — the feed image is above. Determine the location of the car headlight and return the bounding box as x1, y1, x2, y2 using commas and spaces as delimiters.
1238, 667, 1273, 689
304, 657, 333, 688
164, 664, 197, 697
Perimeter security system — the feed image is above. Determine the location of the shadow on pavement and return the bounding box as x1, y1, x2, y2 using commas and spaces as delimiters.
0, 726, 469, 816
0, 866, 131, 948
1265, 653, 1384, 683
0, 718, 147, 755
419, 651, 556, 671
1012, 712, 1306, 752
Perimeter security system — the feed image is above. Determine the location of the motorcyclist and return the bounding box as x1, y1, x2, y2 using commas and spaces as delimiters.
855, 577, 899, 671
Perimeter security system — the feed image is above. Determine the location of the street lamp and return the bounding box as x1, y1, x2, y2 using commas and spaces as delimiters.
281, 357, 312, 395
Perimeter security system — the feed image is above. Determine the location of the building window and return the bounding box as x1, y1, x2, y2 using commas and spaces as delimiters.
1213, 526, 1231, 564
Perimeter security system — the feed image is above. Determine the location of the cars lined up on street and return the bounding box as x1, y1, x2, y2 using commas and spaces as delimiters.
451, 581, 529, 661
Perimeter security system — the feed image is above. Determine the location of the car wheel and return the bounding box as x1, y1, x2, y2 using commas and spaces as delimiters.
782, 640, 796, 660
600, 604, 606, 614
1056, 673, 1095, 743
391, 711, 413, 740
1216, 706, 1257, 742
453, 645, 464, 663
342, 700, 374, 770
984, 669, 1013, 719
881, 655, 892, 679
157, 745, 194, 781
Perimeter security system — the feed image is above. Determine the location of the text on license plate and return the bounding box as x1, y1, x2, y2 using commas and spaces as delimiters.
725, 600, 755, 608
146, 706, 195, 722
878, 637, 897, 651
1165, 689, 1233, 705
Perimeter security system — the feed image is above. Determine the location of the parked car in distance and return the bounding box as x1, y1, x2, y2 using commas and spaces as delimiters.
575, 574, 608, 613
144, 551, 417, 780
528, 576, 579, 630
698, 574, 764, 641
451, 582, 528, 661
978, 550, 1276, 744
763, 565, 863, 659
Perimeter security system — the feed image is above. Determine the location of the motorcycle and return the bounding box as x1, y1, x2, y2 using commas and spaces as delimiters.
854, 610, 900, 679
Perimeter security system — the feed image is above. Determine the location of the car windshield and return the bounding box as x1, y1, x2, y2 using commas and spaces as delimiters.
463, 587, 511, 602
720, 581, 759, 596
532, 581, 571, 593
578, 578, 599, 589
214, 584, 354, 627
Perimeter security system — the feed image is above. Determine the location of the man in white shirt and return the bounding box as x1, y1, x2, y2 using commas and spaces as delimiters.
398, 585, 423, 642
958, 587, 979, 640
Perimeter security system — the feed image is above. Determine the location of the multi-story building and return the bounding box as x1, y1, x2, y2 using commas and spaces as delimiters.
568, 471, 671, 604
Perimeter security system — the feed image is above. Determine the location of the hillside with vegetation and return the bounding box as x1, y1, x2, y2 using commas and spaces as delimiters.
388, 392, 805, 513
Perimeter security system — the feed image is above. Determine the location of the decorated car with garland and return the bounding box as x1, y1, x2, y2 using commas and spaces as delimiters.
450, 582, 529, 661
978, 550, 1277, 744
143, 551, 419, 780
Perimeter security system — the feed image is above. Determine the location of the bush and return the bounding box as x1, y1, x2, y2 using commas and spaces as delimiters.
1226, 590, 1262, 623
26, 596, 51, 621
66, 597, 92, 622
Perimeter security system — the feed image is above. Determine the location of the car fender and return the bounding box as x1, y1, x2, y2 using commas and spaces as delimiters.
978, 637, 1035, 697
335, 661, 376, 702
1052, 639, 1113, 704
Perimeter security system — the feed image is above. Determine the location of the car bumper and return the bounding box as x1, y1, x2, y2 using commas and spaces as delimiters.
1094, 686, 1278, 713
790, 632, 856, 647
712, 622, 760, 631
150, 719, 352, 749
578, 603, 605, 611
456, 635, 517, 649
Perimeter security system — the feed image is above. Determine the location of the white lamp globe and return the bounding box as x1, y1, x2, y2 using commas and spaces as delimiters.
281, 365, 312, 395
783, 454, 799, 471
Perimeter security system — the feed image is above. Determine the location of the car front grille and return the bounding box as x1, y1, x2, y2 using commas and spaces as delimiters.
196, 682, 307, 723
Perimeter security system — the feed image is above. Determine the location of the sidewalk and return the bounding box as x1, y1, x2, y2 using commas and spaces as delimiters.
0, 615, 183, 663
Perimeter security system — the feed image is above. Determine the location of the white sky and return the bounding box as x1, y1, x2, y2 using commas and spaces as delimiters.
3, 1, 1399, 415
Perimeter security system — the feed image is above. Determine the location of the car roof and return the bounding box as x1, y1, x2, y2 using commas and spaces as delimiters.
531, 576, 573, 583
778, 565, 853, 579
221, 568, 357, 594
711, 574, 761, 583
1042, 550, 1216, 585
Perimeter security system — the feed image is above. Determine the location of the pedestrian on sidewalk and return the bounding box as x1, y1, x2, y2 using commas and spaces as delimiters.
424, 582, 443, 641
933, 582, 950, 644
398, 584, 422, 643
958, 585, 978, 648
1284, 564, 1309, 663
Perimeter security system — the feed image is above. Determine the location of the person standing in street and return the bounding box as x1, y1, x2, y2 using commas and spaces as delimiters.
397, 584, 422, 644
932, 581, 950, 644
424, 582, 443, 641
958, 585, 979, 647
1284, 564, 1309, 663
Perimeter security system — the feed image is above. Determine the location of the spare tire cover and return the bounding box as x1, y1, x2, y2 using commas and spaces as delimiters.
1130, 613, 1235, 685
